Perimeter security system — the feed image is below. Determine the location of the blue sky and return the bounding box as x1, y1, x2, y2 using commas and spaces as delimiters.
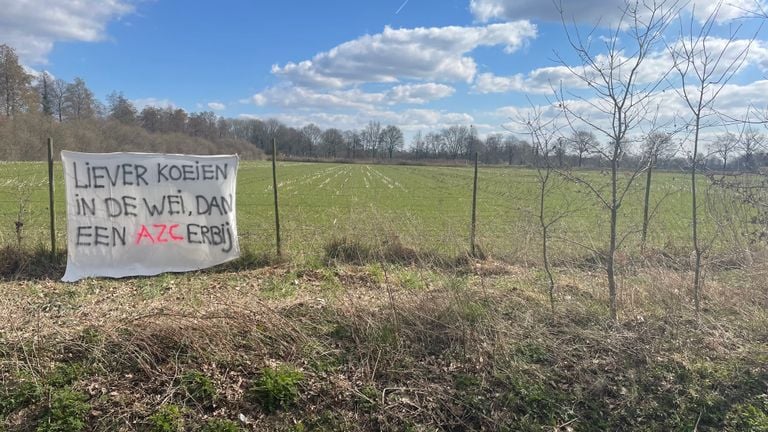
2, 0, 768, 142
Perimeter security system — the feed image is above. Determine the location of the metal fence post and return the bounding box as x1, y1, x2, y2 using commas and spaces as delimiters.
470, 151, 478, 257
272, 138, 282, 257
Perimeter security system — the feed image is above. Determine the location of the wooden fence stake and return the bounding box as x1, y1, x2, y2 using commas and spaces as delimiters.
47, 137, 56, 257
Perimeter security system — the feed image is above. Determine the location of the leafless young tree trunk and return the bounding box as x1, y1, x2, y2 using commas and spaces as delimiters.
668, 2, 752, 318
557, 0, 678, 321
513, 105, 565, 314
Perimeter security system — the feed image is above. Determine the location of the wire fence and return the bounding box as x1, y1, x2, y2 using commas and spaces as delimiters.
0, 158, 737, 265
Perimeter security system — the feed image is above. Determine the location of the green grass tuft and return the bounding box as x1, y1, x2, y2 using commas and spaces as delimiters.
248, 365, 304, 413
147, 404, 184, 432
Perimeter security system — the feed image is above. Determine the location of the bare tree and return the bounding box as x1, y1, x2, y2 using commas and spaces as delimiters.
411, 131, 427, 158
514, 107, 565, 313
569, 130, 597, 167
668, 1, 752, 317
320, 128, 344, 157
188, 111, 217, 140
107, 91, 138, 126
425, 131, 444, 157
442, 125, 470, 159
301, 123, 322, 157
63, 77, 98, 121
361, 120, 382, 160
168, 108, 188, 134
51, 78, 67, 122
483, 133, 504, 163
139, 106, 162, 132
737, 126, 764, 171
380, 124, 404, 159
557, 0, 679, 321
343, 130, 361, 158
0, 44, 34, 117
708, 132, 738, 170
503, 135, 523, 165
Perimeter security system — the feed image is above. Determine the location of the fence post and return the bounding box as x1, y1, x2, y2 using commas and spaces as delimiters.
470, 151, 478, 257
272, 138, 282, 257
47, 137, 57, 257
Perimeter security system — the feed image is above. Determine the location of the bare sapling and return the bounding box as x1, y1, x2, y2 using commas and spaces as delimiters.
7, 177, 42, 248
512, 105, 566, 314
556, 0, 679, 321
668, 1, 753, 318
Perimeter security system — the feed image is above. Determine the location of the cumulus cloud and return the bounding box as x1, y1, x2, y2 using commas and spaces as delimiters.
474, 65, 586, 94
494, 77, 768, 150
475, 36, 768, 95
471, 0, 610, 23
207, 102, 226, 111
387, 83, 456, 104
250, 83, 455, 110
251, 86, 382, 110
271, 22, 537, 88
470, 0, 763, 25
706, 79, 768, 118
0, 0, 134, 63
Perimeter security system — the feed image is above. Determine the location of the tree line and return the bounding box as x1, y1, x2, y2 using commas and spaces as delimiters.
4, 43, 768, 169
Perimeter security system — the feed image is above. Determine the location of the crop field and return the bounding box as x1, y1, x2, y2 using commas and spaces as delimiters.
0, 160, 745, 263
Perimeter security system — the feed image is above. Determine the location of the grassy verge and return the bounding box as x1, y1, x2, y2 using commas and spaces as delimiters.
0, 249, 766, 431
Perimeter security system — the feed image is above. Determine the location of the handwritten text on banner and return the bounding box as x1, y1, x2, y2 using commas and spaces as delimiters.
61, 151, 239, 282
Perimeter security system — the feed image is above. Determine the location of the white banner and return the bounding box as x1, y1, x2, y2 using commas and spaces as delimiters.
61, 151, 239, 282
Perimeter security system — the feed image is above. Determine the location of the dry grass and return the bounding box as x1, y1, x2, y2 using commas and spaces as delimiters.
0, 258, 766, 431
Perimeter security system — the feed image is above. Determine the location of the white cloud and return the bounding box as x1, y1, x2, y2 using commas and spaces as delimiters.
251, 86, 383, 110
474, 66, 585, 94
0, 0, 134, 64
387, 83, 456, 104
470, 0, 763, 25
132, 98, 176, 110
249, 83, 455, 110
271, 22, 537, 88
207, 102, 226, 111
689, 0, 767, 23
475, 37, 768, 95
706, 79, 768, 117
492, 77, 768, 151
470, 0, 606, 22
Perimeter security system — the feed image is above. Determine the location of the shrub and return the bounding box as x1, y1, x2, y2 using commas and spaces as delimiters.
725, 395, 768, 432
0, 378, 42, 418
180, 370, 216, 406
147, 404, 184, 432
47, 363, 85, 388
36, 388, 90, 432
248, 365, 304, 413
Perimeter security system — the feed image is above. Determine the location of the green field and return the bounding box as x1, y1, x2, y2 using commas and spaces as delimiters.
2, 161, 766, 431
0, 161, 746, 262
